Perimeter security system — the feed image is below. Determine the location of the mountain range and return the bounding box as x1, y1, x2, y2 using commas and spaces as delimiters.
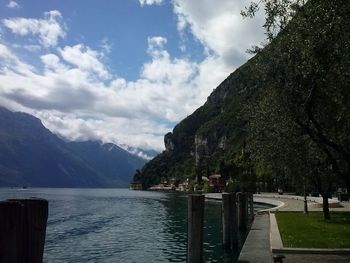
0, 106, 147, 187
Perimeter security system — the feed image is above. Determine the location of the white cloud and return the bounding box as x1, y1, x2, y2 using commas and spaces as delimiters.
0, 42, 15, 59
23, 44, 42, 52
173, 0, 265, 67
7, 1, 20, 9
100, 38, 112, 56
59, 44, 109, 79
11, 43, 42, 52
2, 10, 66, 47
36, 111, 168, 151
142, 37, 197, 87
0, 2, 266, 151
139, 0, 163, 6
41, 53, 68, 72
0, 39, 198, 150
0, 36, 232, 151
148, 36, 167, 50
0, 43, 35, 75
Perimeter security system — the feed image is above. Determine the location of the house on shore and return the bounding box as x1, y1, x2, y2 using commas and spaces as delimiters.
130, 181, 143, 190
209, 174, 225, 192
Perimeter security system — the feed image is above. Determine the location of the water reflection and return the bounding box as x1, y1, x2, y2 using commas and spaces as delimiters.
0, 189, 267, 262
154, 193, 247, 263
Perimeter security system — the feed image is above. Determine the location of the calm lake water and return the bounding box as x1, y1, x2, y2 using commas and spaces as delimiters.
0, 188, 268, 262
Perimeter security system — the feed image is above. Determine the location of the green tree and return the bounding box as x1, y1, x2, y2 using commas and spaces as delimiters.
243, 0, 350, 219
244, 0, 350, 193
242, 0, 309, 43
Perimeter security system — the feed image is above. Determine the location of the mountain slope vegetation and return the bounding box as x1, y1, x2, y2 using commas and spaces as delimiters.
134, 0, 350, 194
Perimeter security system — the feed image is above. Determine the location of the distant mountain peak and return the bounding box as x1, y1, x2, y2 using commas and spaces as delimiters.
120, 144, 159, 160
0, 107, 146, 188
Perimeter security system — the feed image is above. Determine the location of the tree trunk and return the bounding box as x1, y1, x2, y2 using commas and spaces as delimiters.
345, 169, 350, 194
322, 194, 330, 220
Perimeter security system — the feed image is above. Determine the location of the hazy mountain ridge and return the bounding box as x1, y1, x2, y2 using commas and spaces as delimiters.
0, 106, 146, 187
122, 145, 159, 160
67, 141, 147, 187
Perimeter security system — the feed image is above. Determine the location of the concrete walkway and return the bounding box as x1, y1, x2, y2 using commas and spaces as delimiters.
254, 193, 350, 212
205, 193, 350, 212
283, 253, 350, 262
260, 195, 350, 263
238, 210, 350, 263
205, 193, 350, 262
237, 213, 271, 263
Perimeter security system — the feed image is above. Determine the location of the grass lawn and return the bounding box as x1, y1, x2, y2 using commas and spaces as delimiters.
275, 212, 350, 248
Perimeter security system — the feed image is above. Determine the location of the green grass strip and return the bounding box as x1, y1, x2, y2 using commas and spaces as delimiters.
275, 212, 350, 248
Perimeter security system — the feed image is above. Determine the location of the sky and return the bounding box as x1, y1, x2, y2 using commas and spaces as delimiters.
0, 0, 265, 152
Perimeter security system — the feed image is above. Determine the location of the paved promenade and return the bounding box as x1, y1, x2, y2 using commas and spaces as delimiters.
206, 193, 350, 262
237, 213, 271, 263
256, 194, 350, 263
206, 192, 350, 212
254, 193, 350, 212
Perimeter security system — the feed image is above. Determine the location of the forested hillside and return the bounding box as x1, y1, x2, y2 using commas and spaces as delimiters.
134, 0, 350, 197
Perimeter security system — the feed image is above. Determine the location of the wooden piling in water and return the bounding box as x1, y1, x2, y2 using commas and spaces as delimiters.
0, 200, 24, 263
237, 192, 248, 230
222, 193, 232, 248
0, 198, 48, 263
245, 193, 249, 224
222, 193, 238, 249
248, 193, 254, 224
187, 194, 204, 263
230, 193, 238, 249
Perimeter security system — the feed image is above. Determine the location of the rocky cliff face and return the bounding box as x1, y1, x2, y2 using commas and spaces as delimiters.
164, 132, 174, 152
194, 132, 227, 165
136, 53, 264, 187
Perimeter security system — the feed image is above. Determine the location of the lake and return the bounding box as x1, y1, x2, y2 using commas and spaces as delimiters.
0, 188, 267, 262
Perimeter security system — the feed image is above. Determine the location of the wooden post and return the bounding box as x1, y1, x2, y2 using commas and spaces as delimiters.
187, 194, 204, 263
249, 193, 254, 224
230, 193, 238, 249
237, 192, 248, 230
0, 198, 48, 263
0, 200, 24, 263
222, 193, 238, 249
222, 193, 232, 248
245, 193, 249, 224
23, 198, 49, 263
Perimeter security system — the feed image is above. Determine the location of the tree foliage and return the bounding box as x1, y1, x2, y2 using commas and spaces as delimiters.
134, 2, 350, 220
244, 0, 350, 219
242, 0, 309, 43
